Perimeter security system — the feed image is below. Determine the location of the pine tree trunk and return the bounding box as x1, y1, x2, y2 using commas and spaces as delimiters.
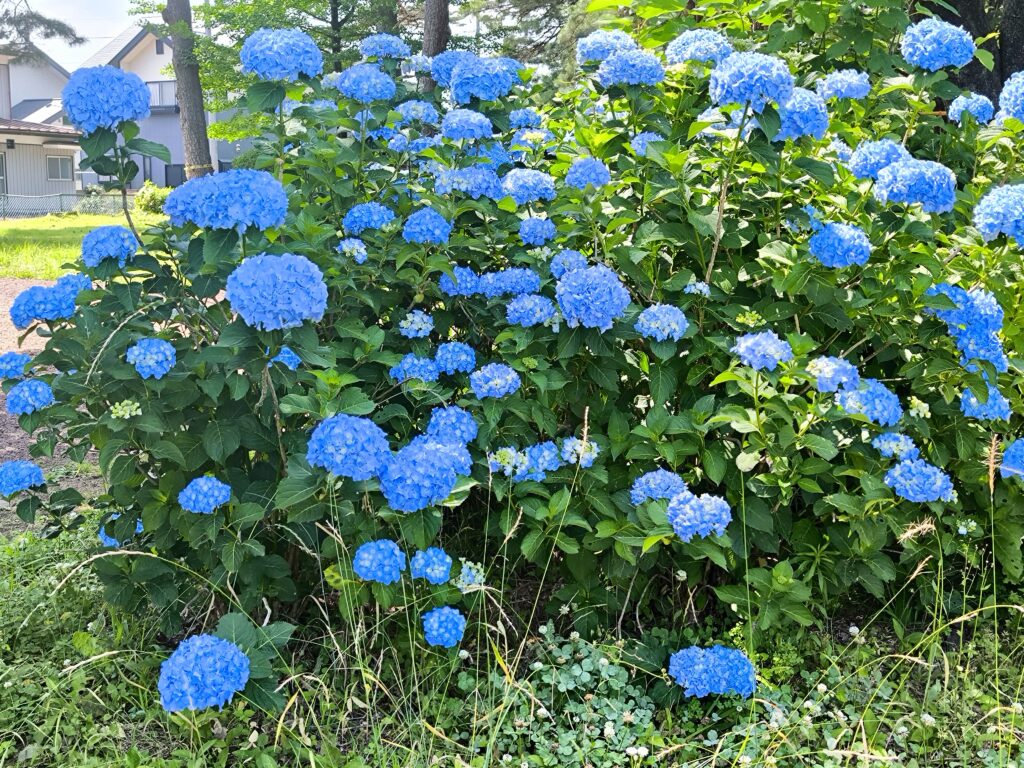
1002, 0, 1024, 86
421, 0, 450, 91
161, 0, 213, 179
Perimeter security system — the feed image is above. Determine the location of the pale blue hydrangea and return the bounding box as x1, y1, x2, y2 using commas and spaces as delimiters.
847, 139, 912, 180
353, 539, 406, 583
410, 547, 453, 584
874, 158, 957, 213
6, 379, 53, 415
872, 432, 920, 461
435, 342, 476, 374
0, 460, 45, 497
630, 131, 663, 156
635, 304, 689, 342
439, 266, 480, 296
97, 514, 144, 548
510, 127, 554, 151
454, 559, 485, 592
973, 184, 1024, 244
158, 635, 250, 712
829, 138, 853, 163
732, 331, 793, 371
808, 222, 872, 268
126, 338, 176, 380
359, 33, 410, 59
510, 108, 541, 128
665, 29, 732, 66
926, 283, 1007, 372
431, 51, 477, 87
561, 436, 599, 467
576, 29, 637, 64
324, 63, 395, 103
884, 459, 955, 502
10, 274, 91, 329
837, 378, 903, 426
164, 169, 288, 231
399, 309, 433, 338
307, 414, 390, 480
343, 202, 395, 234
774, 87, 829, 141
81, 225, 137, 268
226, 253, 327, 331
514, 441, 564, 482
999, 71, 1024, 122
961, 384, 1011, 420
179, 476, 232, 514
427, 406, 478, 444
390, 354, 441, 383
451, 56, 518, 103
479, 268, 541, 297
441, 109, 493, 141
555, 264, 630, 332
434, 167, 502, 199
684, 281, 711, 297
668, 645, 756, 698
379, 440, 459, 512
471, 141, 512, 166
488, 446, 528, 477
403, 207, 452, 244
807, 356, 860, 393
61, 65, 150, 134
519, 217, 556, 246
667, 491, 731, 542
550, 249, 587, 278
470, 363, 521, 398
565, 157, 611, 189
0, 352, 31, 379
597, 50, 665, 87
395, 99, 440, 125
240, 28, 323, 81
270, 346, 302, 370
900, 18, 975, 72
816, 69, 870, 100
337, 237, 369, 264
630, 469, 688, 506
948, 92, 994, 124
709, 52, 794, 114
422, 606, 467, 648
501, 168, 556, 205
1001, 439, 1024, 480
507, 294, 556, 327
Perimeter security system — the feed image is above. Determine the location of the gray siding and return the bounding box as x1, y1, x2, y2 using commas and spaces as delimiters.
0, 142, 76, 196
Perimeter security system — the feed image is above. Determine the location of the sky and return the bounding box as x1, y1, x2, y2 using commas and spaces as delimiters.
29, 0, 139, 70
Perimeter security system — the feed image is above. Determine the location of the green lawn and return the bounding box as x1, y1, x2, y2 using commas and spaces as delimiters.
0, 213, 163, 280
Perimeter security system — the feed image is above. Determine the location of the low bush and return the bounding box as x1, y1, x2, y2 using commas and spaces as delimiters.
133, 180, 172, 215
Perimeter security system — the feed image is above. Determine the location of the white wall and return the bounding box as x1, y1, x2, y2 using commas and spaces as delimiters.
119, 33, 174, 83
9, 60, 67, 105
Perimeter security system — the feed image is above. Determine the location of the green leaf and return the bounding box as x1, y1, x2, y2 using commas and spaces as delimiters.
246, 81, 286, 112
124, 137, 172, 163
203, 421, 241, 463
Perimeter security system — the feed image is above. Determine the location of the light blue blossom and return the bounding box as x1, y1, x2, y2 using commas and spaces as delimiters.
0, 352, 31, 379
441, 109, 493, 141
565, 158, 611, 189
507, 294, 555, 327
434, 167, 502, 199
667, 491, 731, 541
874, 158, 957, 213
324, 63, 395, 103
390, 354, 441, 383
343, 202, 395, 234
550, 249, 587, 278
999, 71, 1024, 122
514, 441, 564, 482
164, 169, 288, 231
61, 66, 149, 134
665, 29, 732, 66
510, 108, 541, 128
774, 87, 829, 141
399, 309, 433, 338
158, 635, 249, 712
709, 52, 794, 114
0, 460, 45, 497
884, 459, 955, 502
732, 331, 793, 371
359, 33, 410, 59
596, 50, 665, 87
488, 446, 528, 477
561, 436, 599, 467
270, 346, 302, 370
684, 282, 711, 297
519, 217, 556, 246
901, 18, 975, 71
808, 222, 872, 267
451, 56, 518, 103
353, 539, 406, 584
816, 70, 870, 100
226, 253, 327, 331
6, 379, 53, 415
337, 237, 369, 264
807, 356, 860, 393
847, 139, 911, 180
973, 184, 1024, 244
10, 274, 91, 329
179, 477, 232, 514
668, 645, 756, 698
240, 28, 322, 81
576, 29, 637, 64
431, 51, 477, 87
837, 378, 903, 426
435, 342, 476, 374
126, 338, 176, 380
961, 384, 1011, 420
379, 440, 459, 512
470, 363, 521, 398
439, 266, 480, 296
872, 433, 920, 461
427, 406, 478, 444
81, 225, 137, 268
635, 304, 689, 342
307, 414, 390, 480
630, 469, 688, 506
422, 606, 467, 648
555, 264, 630, 331
630, 131, 663, 156
403, 207, 452, 244
410, 547, 453, 584
1001, 439, 1024, 480
948, 92, 994, 124
395, 99, 439, 125
501, 168, 556, 205
479, 269, 541, 297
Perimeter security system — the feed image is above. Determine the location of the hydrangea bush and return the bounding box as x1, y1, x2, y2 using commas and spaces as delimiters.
4, 3, 1024, 713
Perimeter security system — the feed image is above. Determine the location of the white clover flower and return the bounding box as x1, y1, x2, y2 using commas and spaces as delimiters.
921, 713, 936, 727
817, 683, 828, 694
536, 707, 550, 719
603, 721, 616, 739
848, 625, 860, 636
569, 631, 580, 641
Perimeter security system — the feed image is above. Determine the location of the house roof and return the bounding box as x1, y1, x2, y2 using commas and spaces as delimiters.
11, 99, 64, 124
0, 117, 80, 139
13, 44, 71, 79
80, 22, 171, 69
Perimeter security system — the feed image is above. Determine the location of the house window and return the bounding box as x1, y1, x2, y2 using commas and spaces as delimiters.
0, 153, 7, 194
47, 155, 73, 181
156, 39, 164, 54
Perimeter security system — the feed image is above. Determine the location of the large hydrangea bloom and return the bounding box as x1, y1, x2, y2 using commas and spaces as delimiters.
9, 274, 91, 329
507, 294, 556, 327
847, 139, 911, 180
7, 379, 54, 415
431, 51, 478, 87
435, 342, 476, 374
565, 158, 611, 190
441, 109, 493, 141
576, 29, 637, 64
973, 184, 1024, 244
470, 363, 521, 398
709, 52, 794, 114
884, 459, 955, 503
635, 304, 689, 342
379, 440, 460, 512
422, 606, 467, 648
158, 634, 250, 712
807, 356, 860, 393
774, 87, 829, 142
307, 414, 390, 480
900, 18, 975, 72
732, 331, 793, 371
948, 92, 994, 125
999, 71, 1024, 122
451, 56, 519, 103
81, 225, 138, 268
179, 477, 232, 514
426, 406, 478, 444
359, 33, 410, 59
226, 253, 327, 331
667, 491, 732, 542
0, 352, 31, 379
240, 28, 322, 81
403, 207, 452, 244
501, 169, 556, 205
665, 29, 732, 66
164, 170, 288, 231
816, 69, 870, 101
324, 63, 395, 103
596, 50, 665, 87
555, 264, 630, 331
353, 539, 406, 583
836, 378, 903, 426
0, 460, 45, 497
808, 222, 872, 268
630, 469, 688, 506
126, 338, 176, 380
668, 645, 756, 698
410, 547, 453, 584
61, 66, 150, 134
343, 202, 395, 234
874, 159, 957, 213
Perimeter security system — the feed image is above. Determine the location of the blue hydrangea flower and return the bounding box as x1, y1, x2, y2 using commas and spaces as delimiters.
353, 539, 406, 583
635, 304, 689, 342
422, 606, 467, 648
399, 309, 433, 338
81, 225, 137, 268
510, 441, 562, 482
507, 294, 555, 327
1001, 439, 1024, 480
874, 159, 957, 213
441, 109, 493, 141
408, 435, 472, 476
403, 207, 452, 244
816, 69, 870, 100
550, 249, 587, 278
488, 446, 528, 477
10, 274, 92, 329
774, 87, 829, 141
973, 185, 1024, 244
471, 141, 511, 166
829, 138, 853, 163
732, 331, 793, 371
961, 384, 1011, 420
126, 338, 176, 380
999, 71, 1024, 122
0, 352, 31, 379
379, 440, 459, 512
359, 33, 410, 59
395, 99, 440, 125
0, 460, 45, 497
158, 634, 250, 712
556, 264, 630, 332
431, 50, 478, 87
665, 29, 732, 66
501, 168, 556, 206
576, 29, 637, 64
926, 283, 1007, 372
451, 56, 518, 103
519, 217, 556, 246
270, 346, 302, 370
667, 491, 731, 541
901, 18, 975, 71
630, 469, 688, 506
565, 158, 611, 190
470, 363, 521, 398
808, 222, 872, 268
226, 253, 327, 331
630, 131, 663, 156
343, 202, 395, 234
434, 167, 502, 199
435, 342, 476, 374
684, 281, 711, 297
597, 50, 665, 87
709, 52, 794, 114
164, 169, 288, 231
561, 436, 599, 467
948, 92, 994, 124
6, 379, 53, 415
427, 406, 478, 444
510, 127, 554, 151
307, 414, 390, 480
61, 66, 150, 134
240, 28, 322, 81
510, 108, 542, 128
179, 476, 232, 514
846, 139, 911, 180
390, 354, 441, 383
324, 62, 395, 103
98, 514, 143, 548
872, 433, 920, 461
439, 266, 480, 297
836, 378, 903, 426
479, 268, 541, 297
454, 560, 485, 592
668, 645, 756, 698
884, 459, 955, 502
410, 547, 453, 584
336, 237, 369, 264
807, 356, 860, 393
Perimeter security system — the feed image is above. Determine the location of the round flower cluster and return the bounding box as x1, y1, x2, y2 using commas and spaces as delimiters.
973, 184, 1024, 244
10, 273, 91, 329
836, 378, 903, 426
732, 331, 793, 371
7, 379, 54, 415
379, 440, 460, 512
435, 167, 502, 199
561, 436, 600, 467
1002, 439, 1024, 480
426, 406, 478, 444
635, 304, 689, 342
422, 606, 467, 648
164, 169, 288, 231
666, 491, 731, 542
816, 69, 870, 100
359, 33, 410, 59
501, 168, 556, 205
410, 547, 453, 584
556, 264, 630, 332
390, 353, 441, 383
307, 414, 390, 481
668, 645, 756, 698
110, 399, 142, 419
630, 131, 663, 156
519, 217, 556, 246
343, 202, 395, 234
948, 92, 994, 125
454, 560, 485, 592
665, 29, 732, 66
324, 63, 395, 103
576, 29, 637, 64
98, 514, 144, 548
353, 539, 406, 584
630, 469, 688, 506
435, 342, 477, 374
846, 139, 911, 180
807, 356, 860, 393
0, 460, 45, 497
470, 363, 521, 399
1000, 71, 1024, 122
0, 351, 31, 379
510, 441, 563, 482
565, 158, 611, 190
441, 109, 493, 141
270, 346, 301, 370
874, 159, 957, 213
451, 56, 519, 103
431, 51, 477, 87
126, 338, 176, 380
926, 283, 1007, 372
509, 108, 541, 128
396, 99, 440, 125
179, 476, 232, 514
775, 87, 829, 142
336, 238, 368, 264
81, 225, 138, 268
961, 384, 1011, 421
884, 459, 955, 503
226, 253, 327, 331
399, 310, 433, 338
709, 52, 794, 114
871, 433, 920, 461
900, 18, 975, 72
240, 28, 323, 81
507, 294, 555, 327
596, 49, 665, 87
808, 222, 872, 268
158, 634, 250, 712
550, 249, 587, 278
684, 281, 711, 297
403, 207, 452, 244
61, 65, 150, 134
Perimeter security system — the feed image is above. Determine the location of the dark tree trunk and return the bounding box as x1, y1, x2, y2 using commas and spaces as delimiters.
329, 0, 342, 72
161, 0, 213, 179
1001, 0, 1024, 84
936, 0, 1002, 100
421, 0, 450, 91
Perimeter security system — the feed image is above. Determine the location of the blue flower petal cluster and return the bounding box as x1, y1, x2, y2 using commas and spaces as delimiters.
513, 441, 564, 482
709, 52, 794, 114
395, 100, 440, 125
410, 547, 453, 584
480, 269, 541, 297
576, 29, 637, 64
422, 606, 467, 648
126, 338, 176, 380
836, 378, 903, 426
451, 56, 518, 103
438, 266, 480, 296
925, 283, 1007, 371
61, 66, 150, 134
668, 645, 756, 698
427, 406, 478, 444
519, 217, 556, 246
684, 281, 711, 297
454, 560, 485, 592
307, 414, 390, 480
807, 356, 860, 393
808, 222, 872, 268
846, 139, 911, 180
667, 491, 731, 541
98, 514, 143, 548
470, 363, 521, 398
403, 207, 452, 244
343, 202, 395, 234
1000, 71, 1024, 122
431, 51, 477, 87
774, 87, 829, 141
179, 476, 232, 514
337, 237, 369, 264
510, 108, 542, 128
434, 167, 502, 199
901, 18, 975, 71
884, 459, 955, 502
948, 92, 994, 124
550, 249, 587, 278
816, 69, 870, 100
630, 469, 687, 506
501, 168, 556, 205
226, 253, 327, 331
1001, 439, 1024, 481
961, 384, 1011, 420
408, 436, 472, 475
399, 309, 433, 338
507, 294, 556, 327
635, 304, 689, 342
973, 185, 1024, 244
353, 539, 406, 583
511, 127, 555, 151
7, 379, 53, 415
82, 225, 138, 268
874, 159, 957, 213
561, 436, 599, 467
240, 28, 322, 81
488, 446, 528, 477
471, 141, 511, 166
732, 331, 793, 371
872, 433, 920, 461
0, 352, 31, 379
9, 273, 90, 329
164, 169, 288, 231
390, 354, 441, 383
359, 33, 410, 59
435, 342, 477, 374
158, 634, 250, 712
665, 29, 732, 66
379, 440, 459, 512
325, 63, 395, 103
829, 138, 853, 163
565, 158, 611, 190
597, 50, 665, 87
441, 109, 493, 141
270, 346, 302, 370
630, 131, 663, 156
0, 460, 45, 497
556, 264, 630, 332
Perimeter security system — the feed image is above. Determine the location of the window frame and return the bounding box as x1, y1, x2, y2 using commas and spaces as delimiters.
46, 154, 73, 182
